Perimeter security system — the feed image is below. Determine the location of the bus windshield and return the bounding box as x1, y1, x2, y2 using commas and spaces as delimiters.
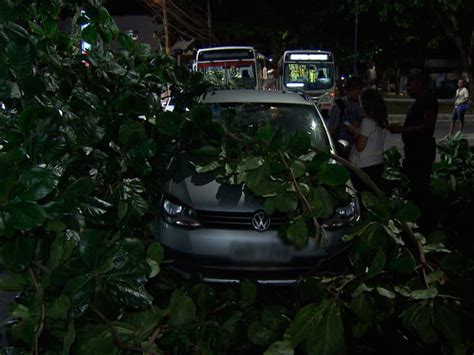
284, 62, 334, 90
197, 61, 257, 89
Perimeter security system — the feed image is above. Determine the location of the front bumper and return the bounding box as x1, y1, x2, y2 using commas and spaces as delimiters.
154, 219, 349, 270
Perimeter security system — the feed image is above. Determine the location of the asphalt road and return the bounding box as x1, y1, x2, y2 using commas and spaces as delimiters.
386, 114, 474, 155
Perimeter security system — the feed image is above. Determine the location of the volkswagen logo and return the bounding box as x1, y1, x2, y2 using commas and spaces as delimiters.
251, 211, 271, 232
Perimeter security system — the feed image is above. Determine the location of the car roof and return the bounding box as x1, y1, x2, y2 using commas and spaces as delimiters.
201, 90, 315, 106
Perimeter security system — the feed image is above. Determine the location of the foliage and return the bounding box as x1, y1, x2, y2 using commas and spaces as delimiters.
0, 1, 473, 354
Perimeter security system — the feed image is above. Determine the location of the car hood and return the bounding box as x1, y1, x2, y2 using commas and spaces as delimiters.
164, 155, 262, 212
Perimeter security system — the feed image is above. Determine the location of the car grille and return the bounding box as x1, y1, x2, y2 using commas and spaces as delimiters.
194, 210, 287, 230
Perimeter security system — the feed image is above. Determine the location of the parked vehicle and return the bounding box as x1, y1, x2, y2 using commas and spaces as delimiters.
154, 90, 359, 282
193, 46, 263, 90
277, 50, 336, 114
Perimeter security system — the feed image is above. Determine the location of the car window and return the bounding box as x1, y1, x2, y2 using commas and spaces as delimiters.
210, 103, 329, 149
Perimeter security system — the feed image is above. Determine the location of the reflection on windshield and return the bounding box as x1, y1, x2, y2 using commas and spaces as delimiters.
200, 64, 257, 89
211, 103, 328, 149
284, 63, 334, 90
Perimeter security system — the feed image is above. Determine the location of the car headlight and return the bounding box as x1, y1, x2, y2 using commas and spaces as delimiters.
161, 196, 201, 228
321, 198, 360, 229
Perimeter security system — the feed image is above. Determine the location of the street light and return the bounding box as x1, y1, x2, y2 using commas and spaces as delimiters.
353, 1, 358, 76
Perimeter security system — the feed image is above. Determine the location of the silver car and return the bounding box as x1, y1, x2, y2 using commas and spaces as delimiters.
154, 90, 359, 281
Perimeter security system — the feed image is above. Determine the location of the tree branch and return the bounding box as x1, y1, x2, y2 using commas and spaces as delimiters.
278, 150, 323, 246
91, 304, 158, 354
29, 268, 45, 355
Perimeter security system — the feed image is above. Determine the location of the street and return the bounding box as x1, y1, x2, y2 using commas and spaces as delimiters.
386, 114, 474, 155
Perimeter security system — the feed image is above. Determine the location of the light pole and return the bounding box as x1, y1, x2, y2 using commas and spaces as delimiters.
207, 0, 212, 46
353, 1, 358, 76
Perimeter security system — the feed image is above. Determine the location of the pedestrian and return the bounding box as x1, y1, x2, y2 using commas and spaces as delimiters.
344, 88, 388, 191
448, 78, 470, 136
327, 76, 364, 158
388, 72, 438, 234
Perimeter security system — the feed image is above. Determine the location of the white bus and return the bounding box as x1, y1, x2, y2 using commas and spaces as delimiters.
194, 46, 262, 90
278, 50, 336, 112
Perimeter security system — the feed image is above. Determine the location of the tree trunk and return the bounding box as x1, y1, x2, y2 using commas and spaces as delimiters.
162, 0, 170, 55
435, 7, 471, 83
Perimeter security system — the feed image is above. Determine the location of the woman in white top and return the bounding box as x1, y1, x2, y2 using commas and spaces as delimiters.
345, 88, 388, 191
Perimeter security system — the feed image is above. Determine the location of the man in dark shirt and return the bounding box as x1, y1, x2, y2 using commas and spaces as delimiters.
327, 77, 364, 154
389, 72, 438, 233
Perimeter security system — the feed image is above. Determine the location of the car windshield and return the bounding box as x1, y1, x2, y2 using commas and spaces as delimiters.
210, 103, 329, 149
284, 63, 334, 90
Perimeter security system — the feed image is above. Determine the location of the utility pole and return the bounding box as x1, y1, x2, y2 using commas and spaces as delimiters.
353, 1, 358, 76
162, 0, 171, 54
207, 0, 212, 46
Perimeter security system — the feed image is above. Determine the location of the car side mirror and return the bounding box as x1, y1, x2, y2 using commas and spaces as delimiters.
335, 139, 350, 156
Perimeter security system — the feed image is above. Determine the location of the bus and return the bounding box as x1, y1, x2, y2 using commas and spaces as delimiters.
194, 46, 263, 89
278, 50, 336, 112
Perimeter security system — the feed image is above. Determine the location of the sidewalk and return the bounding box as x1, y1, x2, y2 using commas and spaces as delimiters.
389, 113, 474, 122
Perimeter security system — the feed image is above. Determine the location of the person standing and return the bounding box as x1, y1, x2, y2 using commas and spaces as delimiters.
448, 78, 470, 136
388, 72, 438, 233
345, 88, 388, 191
327, 77, 364, 157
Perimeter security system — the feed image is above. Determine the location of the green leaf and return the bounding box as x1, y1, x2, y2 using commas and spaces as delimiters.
257, 125, 273, 142
168, 290, 196, 328
410, 288, 438, 300
146, 242, 164, 265
394, 201, 421, 222
82, 24, 97, 44
310, 186, 334, 219
246, 163, 271, 190
284, 304, 320, 347
306, 300, 345, 355
63, 320, 76, 355
289, 132, 311, 154
119, 120, 146, 146
46, 221, 66, 232
0, 237, 34, 272
432, 303, 464, 343
264, 341, 294, 355
319, 164, 349, 186
29, 21, 45, 35
46, 295, 71, 320
44, 17, 57, 36
195, 160, 222, 173
286, 216, 308, 249
290, 161, 306, 178
361, 191, 378, 210
64, 274, 94, 306
240, 281, 257, 305
274, 191, 299, 213
376, 287, 396, 299
248, 321, 277, 347
0, 271, 29, 291
367, 250, 386, 278
261, 306, 289, 330
63, 178, 95, 207
389, 249, 416, 273
238, 156, 264, 172
350, 293, 373, 323
6, 201, 46, 230
189, 145, 221, 157
107, 282, 153, 308
425, 271, 444, 284
401, 302, 438, 345
351, 283, 373, 297
18, 167, 59, 200
11, 304, 35, 346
